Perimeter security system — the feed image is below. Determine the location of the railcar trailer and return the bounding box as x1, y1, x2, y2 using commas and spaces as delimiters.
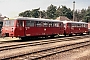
62, 21, 88, 36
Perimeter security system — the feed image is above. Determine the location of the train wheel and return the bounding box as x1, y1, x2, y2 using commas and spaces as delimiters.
80, 33, 83, 35
64, 32, 66, 36
50, 34, 56, 38
87, 32, 89, 35
69, 34, 72, 36
20, 37, 26, 40
45, 35, 49, 38
64, 33, 66, 36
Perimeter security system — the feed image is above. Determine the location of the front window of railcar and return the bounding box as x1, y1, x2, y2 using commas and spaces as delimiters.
3, 20, 14, 27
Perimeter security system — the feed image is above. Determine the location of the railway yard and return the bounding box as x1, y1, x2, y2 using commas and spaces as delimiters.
0, 0, 90, 60
0, 35, 89, 60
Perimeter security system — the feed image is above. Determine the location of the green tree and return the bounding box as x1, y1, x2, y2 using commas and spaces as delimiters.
78, 9, 86, 22
18, 5, 90, 22
56, 6, 63, 17
19, 10, 31, 17
60, 6, 73, 19
41, 10, 46, 18
31, 8, 40, 18
46, 4, 57, 19
79, 7, 90, 22
86, 8, 90, 22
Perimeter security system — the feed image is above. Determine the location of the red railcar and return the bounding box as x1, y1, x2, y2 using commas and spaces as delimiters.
1, 17, 64, 39
62, 21, 88, 36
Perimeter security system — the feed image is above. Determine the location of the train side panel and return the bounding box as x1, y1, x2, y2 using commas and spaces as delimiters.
88, 23, 90, 32
25, 21, 64, 37
25, 27, 64, 37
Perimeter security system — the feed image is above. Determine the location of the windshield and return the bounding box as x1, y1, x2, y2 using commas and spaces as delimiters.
3, 20, 15, 27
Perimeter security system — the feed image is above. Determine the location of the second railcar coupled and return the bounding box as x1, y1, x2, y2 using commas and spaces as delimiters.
1, 17, 64, 39
62, 21, 88, 36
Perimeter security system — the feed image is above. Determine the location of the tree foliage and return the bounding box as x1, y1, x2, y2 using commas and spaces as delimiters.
46, 4, 57, 19
18, 4, 90, 22
19, 10, 31, 17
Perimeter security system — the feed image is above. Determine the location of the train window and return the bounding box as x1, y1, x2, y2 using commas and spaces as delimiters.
3, 20, 14, 26
19, 21, 23, 26
76, 24, 78, 27
48, 22, 52, 27
82, 24, 84, 27
77, 24, 80, 27
10, 20, 14, 26
52, 22, 55, 27
43, 22, 48, 27
67, 23, 71, 27
59, 23, 61, 27
26, 20, 34, 27
54, 23, 59, 27
85, 24, 88, 28
6, 20, 10, 26
81, 24, 83, 27
83, 24, 85, 27
80, 24, 82, 27
17, 20, 23, 27
71, 23, 74, 27
74, 24, 77, 27
36, 21, 42, 27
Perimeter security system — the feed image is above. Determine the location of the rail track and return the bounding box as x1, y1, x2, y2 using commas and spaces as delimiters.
0, 35, 89, 60
13, 40, 90, 60
0, 35, 89, 52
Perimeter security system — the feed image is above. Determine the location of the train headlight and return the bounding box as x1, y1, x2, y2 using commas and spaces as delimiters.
12, 28, 14, 32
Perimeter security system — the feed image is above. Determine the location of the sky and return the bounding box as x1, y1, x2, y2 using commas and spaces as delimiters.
0, 0, 90, 17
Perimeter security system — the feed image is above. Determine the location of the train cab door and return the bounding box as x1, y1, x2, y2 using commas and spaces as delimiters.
67, 23, 71, 34
25, 20, 35, 36
16, 20, 25, 37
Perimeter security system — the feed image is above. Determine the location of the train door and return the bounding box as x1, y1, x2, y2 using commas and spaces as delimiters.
16, 20, 25, 37
67, 23, 71, 34
25, 20, 35, 36
60, 22, 64, 34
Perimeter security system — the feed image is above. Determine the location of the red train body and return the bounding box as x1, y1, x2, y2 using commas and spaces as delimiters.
1, 17, 64, 39
1, 17, 89, 39
62, 21, 88, 35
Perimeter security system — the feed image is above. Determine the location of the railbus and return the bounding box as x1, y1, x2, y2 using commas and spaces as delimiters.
1, 17, 64, 40
62, 21, 88, 36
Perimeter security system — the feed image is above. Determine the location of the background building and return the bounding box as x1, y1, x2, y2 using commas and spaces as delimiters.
56, 16, 71, 21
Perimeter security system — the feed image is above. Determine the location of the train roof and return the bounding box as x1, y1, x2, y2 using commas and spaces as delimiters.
62, 21, 87, 24
4, 17, 63, 23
